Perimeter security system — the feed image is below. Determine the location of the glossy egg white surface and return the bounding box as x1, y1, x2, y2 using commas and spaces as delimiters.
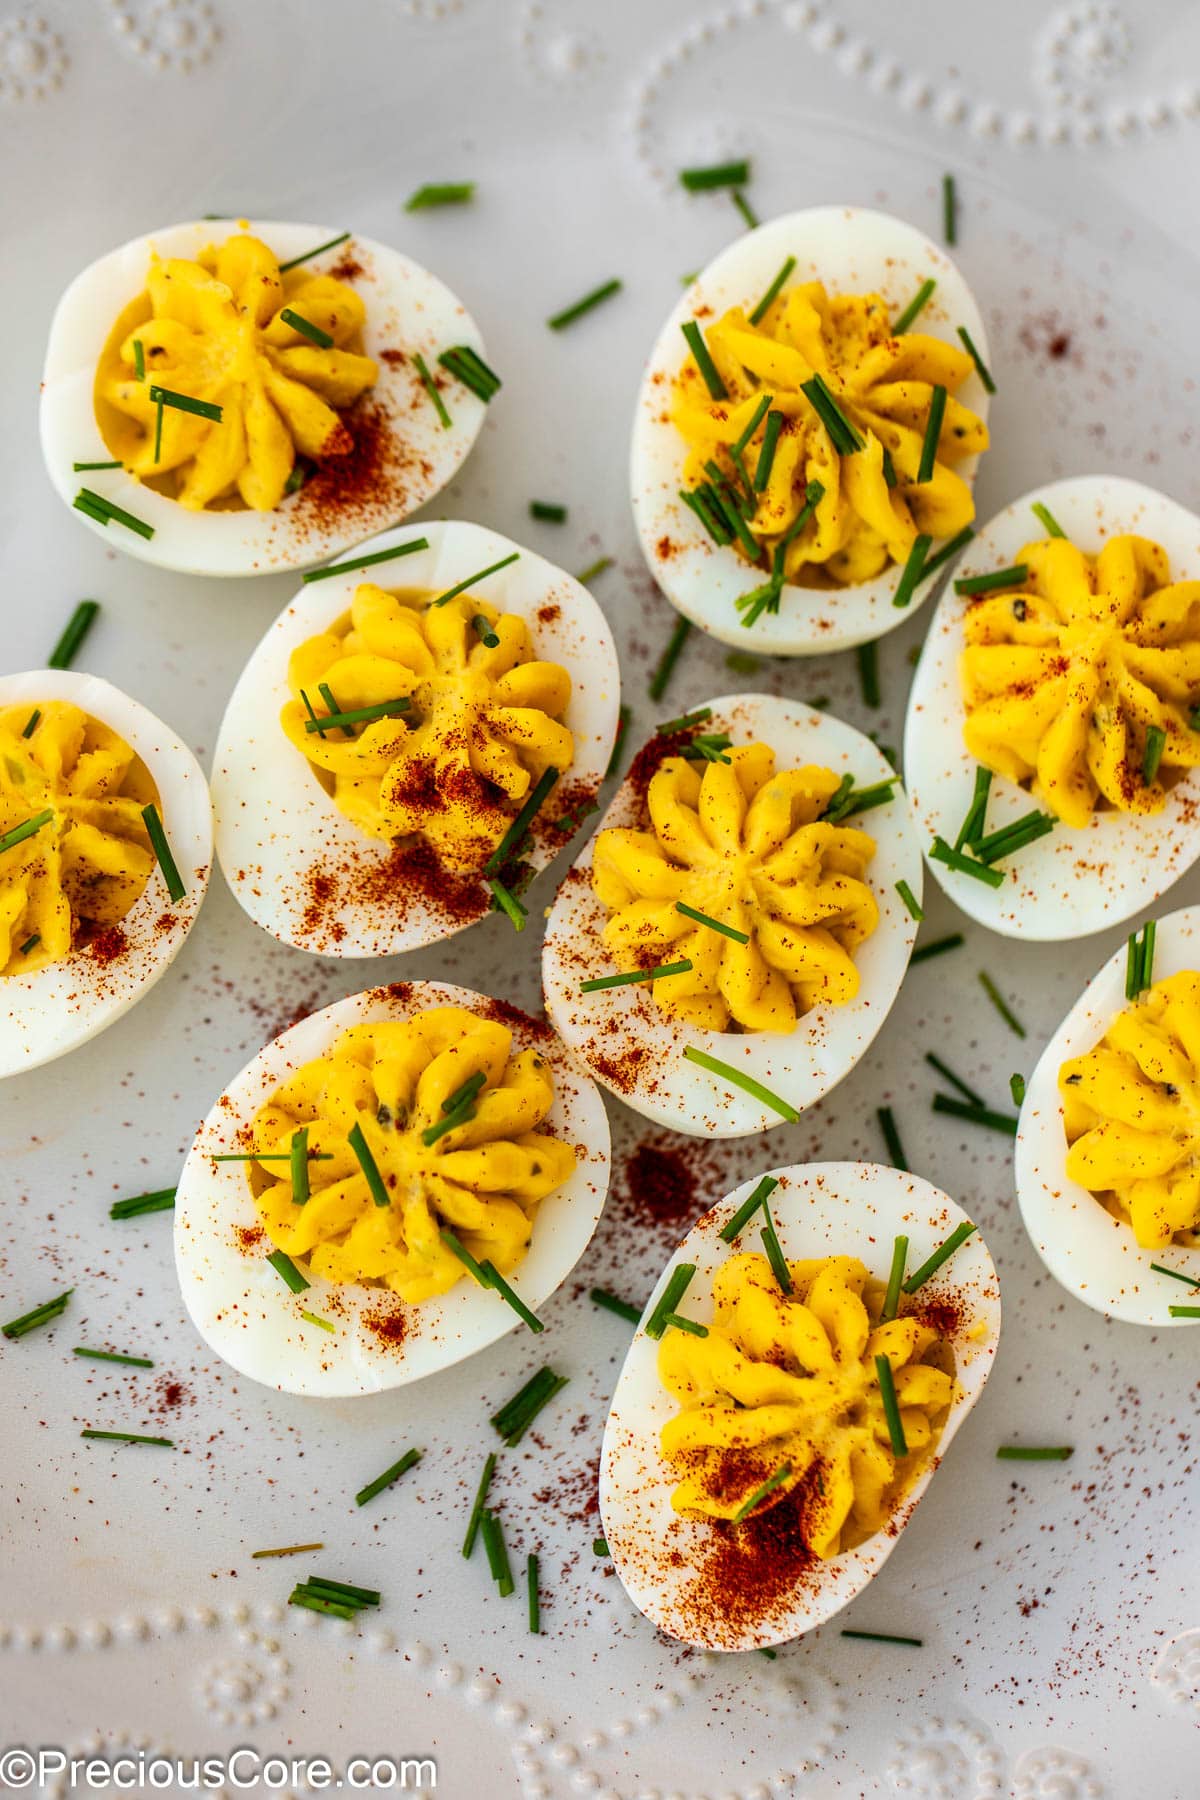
40, 220, 487, 578
904, 475, 1200, 940
629, 205, 991, 656
211, 519, 621, 957
542, 695, 922, 1137
174, 980, 611, 1396
599, 1161, 1001, 1652
1016, 903, 1200, 1326
0, 670, 211, 1079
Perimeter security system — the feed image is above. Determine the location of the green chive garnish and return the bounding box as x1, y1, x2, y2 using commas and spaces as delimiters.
1168, 1305, 1200, 1318
892, 279, 936, 335
1126, 919, 1156, 999
679, 159, 751, 190
875, 1356, 908, 1456
720, 1174, 780, 1244
576, 555, 613, 584
892, 533, 933, 610
978, 971, 1026, 1038
911, 933, 964, 964
590, 1288, 642, 1324
433, 551, 520, 610
421, 1102, 475, 1147
674, 900, 748, 944
749, 256, 796, 326
943, 172, 958, 244
547, 279, 622, 331
443, 1072, 486, 1115
527, 1551, 540, 1633
659, 706, 711, 735
649, 617, 692, 700
0, 809, 54, 857
412, 352, 452, 429
3, 1289, 73, 1339
289, 1127, 310, 1207
73, 459, 123, 472
1010, 1073, 1026, 1106
81, 1429, 174, 1448
73, 1346, 154, 1368
645, 1265, 697, 1341
956, 325, 995, 394
682, 1047, 799, 1121
288, 1590, 355, 1620
593, 1537, 609, 1556
133, 338, 146, 380
895, 880, 923, 921
49, 600, 100, 670
437, 345, 502, 402
406, 182, 475, 210
732, 190, 758, 230
530, 500, 567, 523
925, 1053, 984, 1108
955, 564, 1028, 597
916, 385, 946, 483
479, 1259, 544, 1333
300, 1310, 334, 1332
210, 1152, 333, 1162
472, 614, 501, 649
489, 878, 527, 932
955, 765, 993, 850
21, 710, 40, 739
110, 1188, 175, 1220
824, 776, 898, 824
277, 232, 352, 273
842, 1628, 924, 1647
996, 1446, 1073, 1462
302, 536, 429, 584
581, 959, 691, 993
148, 385, 223, 425
732, 1462, 791, 1524
903, 1222, 977, 1294
355, 1447, 422, 1507
731, 394, 773, 459
18, 934, 40, 955
491, 1367, 568, 1445
974, 810, 1056, 865
759, 1204, 793, 1295
920, 526, 976, 582
302, 698, 411, 734
1030, 500, 1065, 538
348, 1122, 390, 1207
932, 1094, 1018, 1135
251, 1542, 325, 1559
463, 1452, 497, 1557
485, 762, 558, 875
681, 320, 728, 400
801, 373, 863, 454
857, 640, 880, 708
73, 488, 155, 540
267, 1250, 309, 1294
1143, 725, 1167, 786
279, 308, 333, 349
753, 411, 785, 490
141, 803, 185, 903
663, 1312, 708, 1337
877, 1106, 908, 1172
1150, 1262, 1200, 1287
929, 836, 1005, 889
881, 1236, 908, 1323
481, 1510, 514, 1596
306, 1576, 381, 1607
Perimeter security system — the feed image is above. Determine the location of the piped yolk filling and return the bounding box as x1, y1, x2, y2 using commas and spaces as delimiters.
1060, 970, 1200, 1247
95, 232, 378, 512
248, 1006, 577, 1304
592, 745, 878, 1033
674, 283, 986, 587
960, 534, 1200, 828
283, 580, 575, 875
0, 701, 158, 976
658, 1253, 953, 1555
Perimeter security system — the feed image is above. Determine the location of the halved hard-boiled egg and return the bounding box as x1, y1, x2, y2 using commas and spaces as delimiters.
905, 476, 1200, 940
600, 1161, 1000, 1651
1016, 903, 1200, 1326
174, 980, 611, 1396
630, 205, 992, 655
41, 220, 489, 577
0, 670, 210, 1077
542, 695, 922, 1137
212, 520, 620, 957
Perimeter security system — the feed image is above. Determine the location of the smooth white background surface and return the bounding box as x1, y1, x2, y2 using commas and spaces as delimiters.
3, 3, 1200, 1796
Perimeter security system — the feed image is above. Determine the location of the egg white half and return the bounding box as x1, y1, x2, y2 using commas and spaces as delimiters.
174, 980, 611, 1396
41, 220, 487, 578
541, 695, 922, 1137
599, 1161, 1000, 1652
0, 670, 211, 1079
211, 520, 621, 957
1016, 903, 1200, 1326
629, 205, 991, 656
905, 476, 1200, 940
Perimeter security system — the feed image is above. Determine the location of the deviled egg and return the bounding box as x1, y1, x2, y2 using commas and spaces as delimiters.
600, 1161, 1000, 1651
41, 220, 490, 577
541, 695, 922, 1137
174, 980, 611, 1396
0, 670, 210, 1077
1016, 903, 1200, 1326
905, 476, 1200, 939
212, 520, 620, 957
630, 205, 992, 655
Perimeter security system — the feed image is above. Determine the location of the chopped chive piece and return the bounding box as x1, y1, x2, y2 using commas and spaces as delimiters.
979, 971, 1026, 1038
605, 705, 630, 778
1126, 919, 1156, 999
732, 190, 759, 230
73, 460, 123, 472
21, 709, 40, 739
590, 1287, 642, 1323
592, 1537, 609, 1556
279, 308, 334, 349
825, 777, 898, 823
73, 1347, 153, 1367
489, 878, 527, 931
267, 1250, 309, 1294
486, 763, 559, 875
930, 836, 1006, 889
547, 279, 622, 331
732, 1462, 791, 1524
996, 1445, 1073, 1462
1030, 501, 1065, 540
479, 1260, 544, 1333
443, 1072, 486, 1115
663, 1311, 708, 1337
355, 1447, 422, 1507
893, 279, 936, 335
110, 1188, 175, 1220
1143, 725, 1167, 786
133, 338, 146, 380
932, 1093, 1018, 1135
491, 1367, 568, 1445
289, 1127, 310, 1207
463, 1452, 497, 1557
679, 159, 751, 190
731, 394, 773, 459
48, 600, 100, 670
251, 1542, 325, 1559
882, 446, 898, 487
18, 934, 40, 955
81, 1429, 174, 1448
0, 808, 54, 856
581, 959, 692, 993
749, 409, 783, 492
974, 810, 1056, 865
875, 1355, 908, 1457
749, 255, 796, 326
530, 500, 567, 523
406, 182, 475, 210
943, 172, 958, 244
904, 1222, 978, 1294
681, 732, 732, 765
437, 1228, 488, 1291
472, 613, 501, 649
576, 555, 613, 584
925, 1053, 985, 1108
877, 1106, 908, 1173
682, 1046, 799, 1121
917, 385, 946, 483
300, 1310, 334, 1332
316, 680, 351, 740
299, 689, 327, 739
73, 488, 154, 540
920, 526, 976, 583
480, 1511, 514, 1596
683, 486, 730, 547
302, 697, 411, 734
302, 536, 429, 584
348, 1122, 391, 1207
433, 551, 521, 609
674, 899, 749, 944
140, 803, 185, 903
307, 1576, 380, 1607
956, 325, 995, 394
895, 879, 923, 921
759, 1207, 793, 1295
857, 640, 880, 709
412, 351, 452, 429
527, 1550, 541, 1632
1010, 1073, 1026, 1106
956, 766, 993, 850
892, 533, 932, 609
437, 344, 502, 402
288, 1590, 355, 1621
2, 1289, 73, 1339
720, 1175, 780, 1245
955, 564, 1028, 597
911, 933, 964, 964
148, 385, 223, 424
649, 617, 692, 701
1168, 1305, 1200, 1318
210, 1152, 333, 1162
843, 1627, 925, 1647
881, 1236, 909, 1323
646, 1265, 698, 1341
1150, 1262, 1200, 1287
801, 373, 863, 454
658, 706, 712, 735
277, 232, 351, 273
681, 319, 728, 400
725, 651, 760, 674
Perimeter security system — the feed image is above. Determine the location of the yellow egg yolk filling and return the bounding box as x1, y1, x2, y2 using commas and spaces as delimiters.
247, 1006, 577, 1304
960, 534, 1200, 828
283, 580, 575, 875
592, 745, 878, 1033
0, 701, 159, 977
658, 1253, 953, 1554
95, 232, 378, 511
673, 283, 987, 588
1060, 971, 1200, 1247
